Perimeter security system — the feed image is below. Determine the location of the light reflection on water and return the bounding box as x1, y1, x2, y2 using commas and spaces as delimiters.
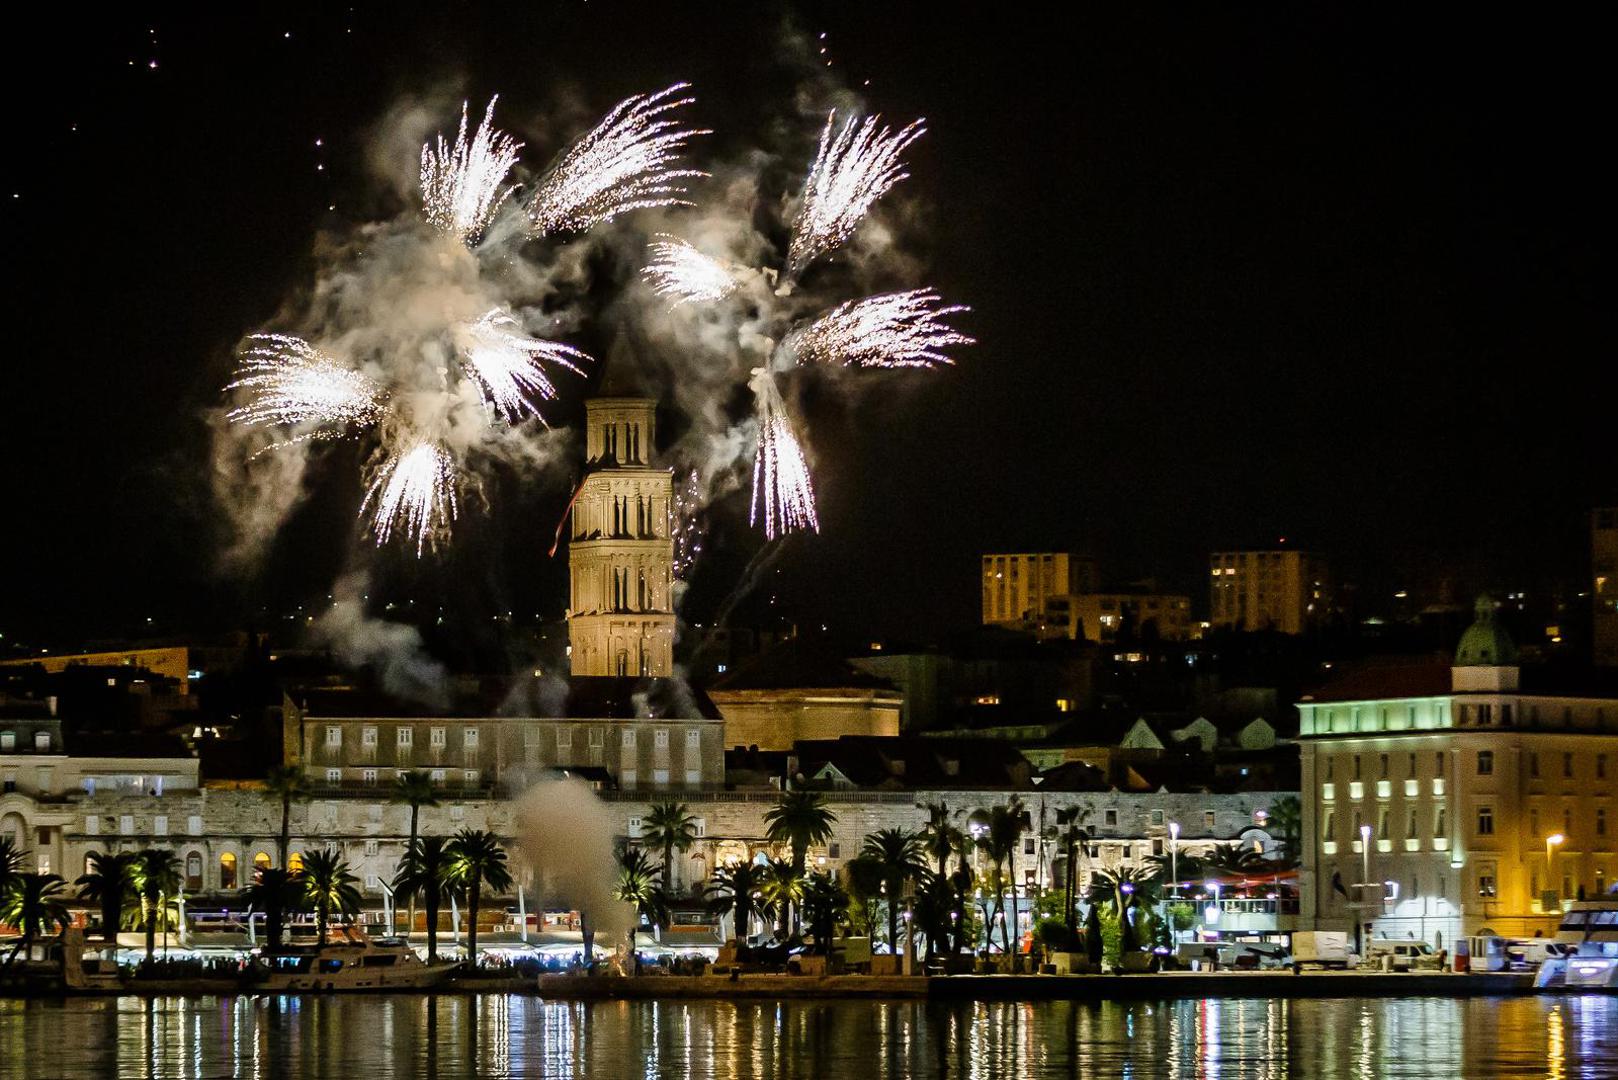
0, 994, 1614, 1079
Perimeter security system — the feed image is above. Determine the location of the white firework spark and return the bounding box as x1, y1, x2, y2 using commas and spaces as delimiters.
421, 96, 523, 243
784, 289, 973, 369
641, 234, 738, 307
456, 309, 591, 423
363, 441, 459, 556
671, 468, 705, 578
786, 111, 925, 279
527, 83, 708, 235
226, 334, 385, 434
748, 369, 819, 540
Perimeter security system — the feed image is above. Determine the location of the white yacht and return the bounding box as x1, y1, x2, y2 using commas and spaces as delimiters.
1534, 902, 1618, 989
252, 935, 458, 991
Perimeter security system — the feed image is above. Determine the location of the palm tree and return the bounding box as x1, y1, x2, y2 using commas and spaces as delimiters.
393, 837, 454, 962
977, 798, 1026, 959
763, 790, 836, 933
76, 851, 135, 952
918, 800, 965, 878
390, 770, 439, 934
1203, 842, 1267, 879
844, 855, 885, 943
0, 836, 24, 895
642, 802, 699, 894
1088, 864, 1162, 953
763, 790, 837, 875
0, 873, 70, 966
861, 828, 926, 953
246, 867, 302, 952
299, 848, 362, 947
799, 870, 849, 955
705, 860, 764, 951
614, 846, 668, 965
264, 765, 312, 868
1267, 796, 1303, 864
757, 857, 805, 941
131, 849, 181, 963
1054, 806, 1089, 945
445, 829, 512, 965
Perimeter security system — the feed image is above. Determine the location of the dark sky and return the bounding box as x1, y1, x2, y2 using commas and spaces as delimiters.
2, 5, 1612, 655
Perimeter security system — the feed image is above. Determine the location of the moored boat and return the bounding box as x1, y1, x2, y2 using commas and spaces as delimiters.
251, 934, 458, 991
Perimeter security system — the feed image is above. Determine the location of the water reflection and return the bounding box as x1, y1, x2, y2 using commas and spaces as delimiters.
2, 994, 1616, 1078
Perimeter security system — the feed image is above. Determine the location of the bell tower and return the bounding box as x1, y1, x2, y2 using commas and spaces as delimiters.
567, 377, 675, 678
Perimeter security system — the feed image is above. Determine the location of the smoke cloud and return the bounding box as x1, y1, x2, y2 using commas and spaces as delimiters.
310, 573, 450, 708
512, 775, 631, 940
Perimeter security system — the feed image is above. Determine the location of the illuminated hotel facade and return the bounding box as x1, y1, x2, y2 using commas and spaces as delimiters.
1299, 597, 1618, 948
1210, 549, 1330, 635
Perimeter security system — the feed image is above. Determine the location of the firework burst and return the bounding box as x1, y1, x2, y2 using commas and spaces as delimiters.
363, 441, 459, 555
421, 96, 523, 243
456, 309, 591, 423
748, 369, 819, 540
786, 111, 925, 279
641, 234, 738, 307
671, 469, 706, 578
783, 289, 973, 369
527, 83, 708, 235
226, 335, 385, 435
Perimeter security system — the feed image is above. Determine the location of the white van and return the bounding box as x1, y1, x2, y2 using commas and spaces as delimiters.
1366, 939, 1443, 971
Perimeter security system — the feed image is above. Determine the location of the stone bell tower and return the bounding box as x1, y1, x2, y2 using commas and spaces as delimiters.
567, 352, 675, 677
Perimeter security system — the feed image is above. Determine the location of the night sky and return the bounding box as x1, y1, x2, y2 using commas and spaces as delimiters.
2, 5, 1612, 656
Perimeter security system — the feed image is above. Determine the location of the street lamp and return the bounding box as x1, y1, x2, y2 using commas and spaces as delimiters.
1547, 833, 1566, 909
1168, 821, 1180, 898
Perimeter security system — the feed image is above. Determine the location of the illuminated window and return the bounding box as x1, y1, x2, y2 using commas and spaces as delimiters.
288, 852, 305, 873
219, 853, 237, 890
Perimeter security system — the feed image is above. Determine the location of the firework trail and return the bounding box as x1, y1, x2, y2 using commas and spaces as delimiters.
641, 234, 738, 307
671, 469, 706, 578
363, 441, 459, 556
782, 289, 973, 369
747, 368, 819, 540
226, 335, 385, 435
456, 309, 592, 423
786, 111, 925, 279
527, 83, 709, 235
421, 96, 523, 243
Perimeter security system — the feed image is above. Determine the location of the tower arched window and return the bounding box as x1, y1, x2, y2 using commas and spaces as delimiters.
616, 650, 629, 677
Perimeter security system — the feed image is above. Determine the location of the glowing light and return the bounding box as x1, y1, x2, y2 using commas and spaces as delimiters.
640, 234, 738, 306
748, 369, 818, 540
527, 83, 708, 235
363, 442, 459, 556
671, 469, 705, 578
421, 96, 522, 243
455, 309, 591, 423
226, 335, 384, 435
784, 289, 973, 368
787, 111, 924, 278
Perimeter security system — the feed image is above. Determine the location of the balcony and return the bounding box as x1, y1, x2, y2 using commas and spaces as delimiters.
1349, 782, 1365, 800
1377, 839, 1393, 853
1322, 840, 1338, 855
1352, 839, 1365, 853
1405, 779, 1420, 797
1434, 836, 1450, 851
1432, 778, 1446, 796
1404, 838, 1421, 852
1377, 780, 1392, 798
1321, 783, 1335, 801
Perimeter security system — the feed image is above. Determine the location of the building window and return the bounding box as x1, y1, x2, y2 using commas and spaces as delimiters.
364, 840, 379, 857
652, 768, 670, 787
1104, 809, 1118, 827
397, 728, 413, 747
254, 852, 272, 872
219, 853, 237, 890
362, 726, 377, 747
1477, 807, 1494, 836
325, 727, 341, 748
621, 769, 638, 788
654, 729, 669, 749
1436, 751, 1445, 773
685, 769, 702, 787
1353, 755, 1362, 780
1530, 753, 1540, 778
362, 769, 377, 786
622, 729, 637, 749
1204, 810, 1216, 829
464, 728, 479, 750
326, 768, 341, 784
188, 815, 203, 836
1151, 809, 1164, 826
1599, 809, 1608, 837
430, 769, 445, 783
1408, 753, 1417, 778
430, 728, 446, 748
1477, 751, 1494, 776
1325, 758, 1334, 782
686, 729, 701, 749
1565, 753, 1575, 779
0, 732, 12, 750
1323, 810, 1335, 840
1378, 808, 1391, 840
119, 815, 134, 835
153, 815, 169, 836
449, 804, 465, 822
1435, 807, 1447, 836
1531, 807, 1540, 836
1478, 868, 1498, 899
185, 853, 203, 891
1379, 753, 1389, 779
589, 728, 605, 748
464, 770, 478, 786
1565, 808, 1574, 836
1600, 755, 1609, 780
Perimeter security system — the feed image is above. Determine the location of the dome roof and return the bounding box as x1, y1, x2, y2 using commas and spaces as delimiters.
1455, 594, 1519, 667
